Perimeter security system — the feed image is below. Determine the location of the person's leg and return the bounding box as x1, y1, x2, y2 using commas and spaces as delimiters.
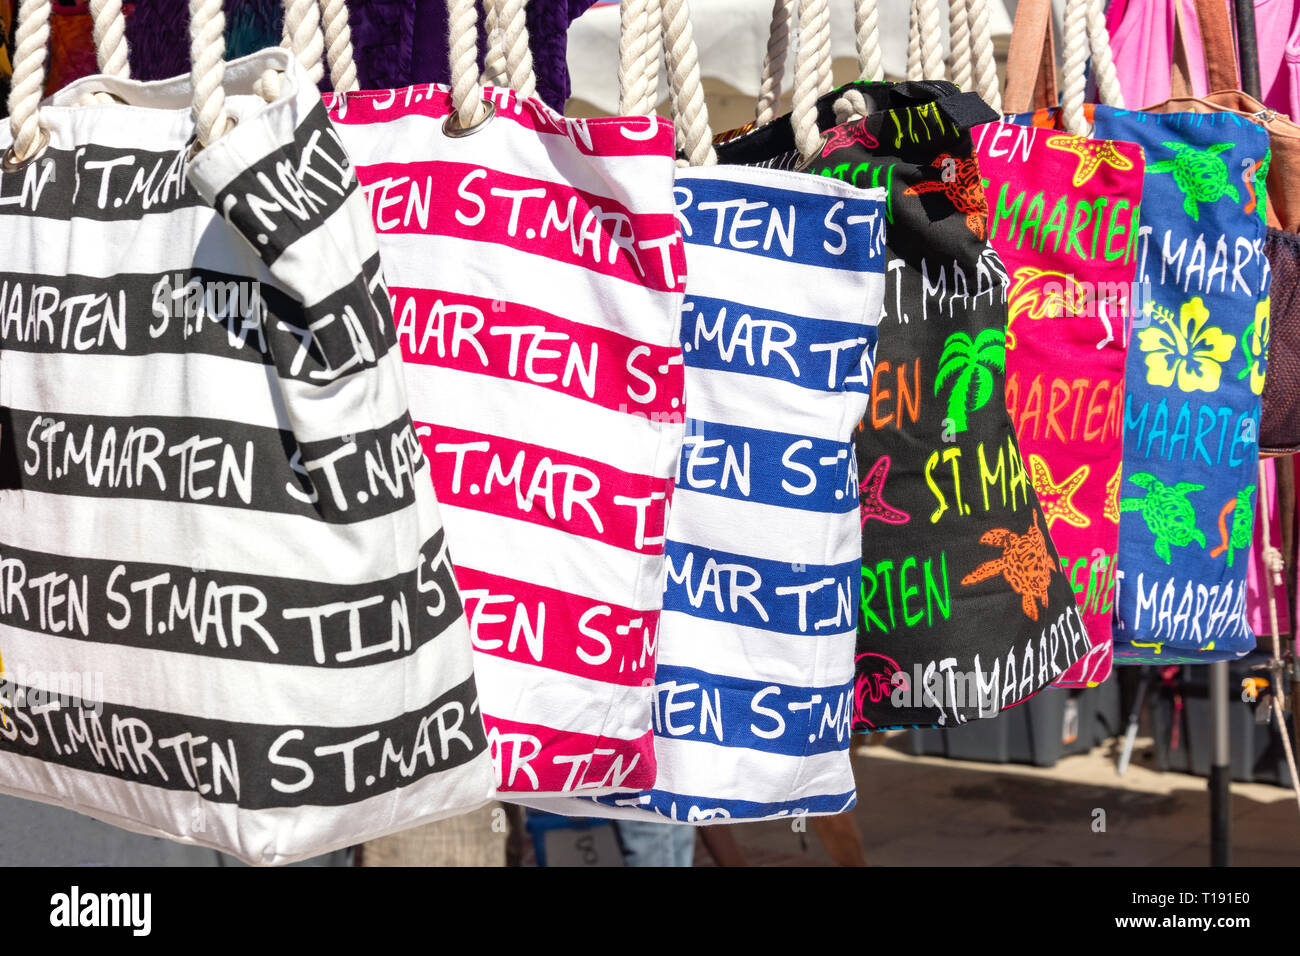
698, 824, 748, 866
810, 812, 868, 866
613, 819, 695, 867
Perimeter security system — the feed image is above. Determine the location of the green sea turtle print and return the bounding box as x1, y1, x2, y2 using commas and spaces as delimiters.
1148, 141, 1241, 221
1119, 472, 1207, 564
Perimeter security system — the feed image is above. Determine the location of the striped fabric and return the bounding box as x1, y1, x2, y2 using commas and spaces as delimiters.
537, 165, 887, 822
327, 85, 687, 795
0, 50, 494, 865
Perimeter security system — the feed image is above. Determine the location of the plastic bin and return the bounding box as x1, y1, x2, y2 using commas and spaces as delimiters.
909, 681, 1123, 768
1151, 653, 1298, 787
910, 687, 1067, 767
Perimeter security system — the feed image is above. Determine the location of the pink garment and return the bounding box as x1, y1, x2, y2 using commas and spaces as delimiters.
1246, 458, 1293, 639
1107, 0, 1300, 117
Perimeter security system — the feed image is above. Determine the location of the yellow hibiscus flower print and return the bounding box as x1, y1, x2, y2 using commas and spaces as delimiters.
1236, 297, 1269, 395
1138, 297, 1236, 393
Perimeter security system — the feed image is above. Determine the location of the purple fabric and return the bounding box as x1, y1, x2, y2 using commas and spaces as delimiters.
124, 0, 278, 80
410, 0, 596, 108
56, 0, 593, 111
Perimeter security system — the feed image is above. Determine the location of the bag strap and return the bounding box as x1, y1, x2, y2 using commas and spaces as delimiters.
791, 0, 832, 160
90, 0, 130, 77
621, 0, 664, 116
756, 0, 794, 125
492, 0, 538, 98
907, 0, 945, 81
661, 0, 716, 164
1002, 0, 1058, 113
950, 0, 1001, 111
254, 0, 331, 101
1172, 0, 1241, 96
1059, 0, 1125, 134
854, 0, 884, 84
189, 0, 238, 149
950, 0, 970, 90
1195, 0, 1241, 91
319, 0, 359, 91
5, 0, 266, 171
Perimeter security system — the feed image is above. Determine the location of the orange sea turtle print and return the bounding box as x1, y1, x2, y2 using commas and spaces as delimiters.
904, 153, 989, 240
960, 511, 1054, 621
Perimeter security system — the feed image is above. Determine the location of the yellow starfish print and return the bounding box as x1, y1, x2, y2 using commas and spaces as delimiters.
1104, 463, 1122, 524
1029, 454, 1091, 530
1045, 134, 1135, 188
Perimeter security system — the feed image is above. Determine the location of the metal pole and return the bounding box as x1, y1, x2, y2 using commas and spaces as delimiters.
1209, 661, 1231, 866
1204, 0, 1264, 873
1235, 0, 1262, 97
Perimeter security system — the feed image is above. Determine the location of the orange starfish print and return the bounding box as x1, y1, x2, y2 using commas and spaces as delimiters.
904, 153, 989, 240
1044, 134, 1135, 188
1029, 455, 1091, 530
1104, 463, 1122, 524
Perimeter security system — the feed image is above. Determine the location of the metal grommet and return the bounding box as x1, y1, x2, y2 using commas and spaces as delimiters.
1, 127, 51, 174
794, 132, 830, 173
442, 100, 498, 139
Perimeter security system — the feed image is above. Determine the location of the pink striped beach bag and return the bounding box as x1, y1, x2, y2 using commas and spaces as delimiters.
315, 0, 686, 795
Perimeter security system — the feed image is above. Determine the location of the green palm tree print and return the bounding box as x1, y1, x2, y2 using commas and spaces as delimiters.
934, 328, 1006, 434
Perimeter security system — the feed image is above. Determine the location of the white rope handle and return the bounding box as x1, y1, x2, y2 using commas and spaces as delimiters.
949, 0, 1000, 110
968, 0, 999, 109
949, 0, 971, 91
643, 0, 663, 113
1061, 0, 1124, 134
90, 0, 130, 77
916, 0, 945, 80
5, 0, 52, 163
498, 0, 538, 99
255, 0, 324, 103
815, 0, 832, 97
190, 0, 233, 148
448, 0, 490, 128
483, 0, 509, 86
661, 0, 715, 165
907, 0, 921, 80
907, 0, 944, 80
756, 0, 793, 125
5, 0, 132, 160
1060, 0, 1089, 134
284, 0, 325, 84
320, 0, 360, 92
791, 0, 831, 160
854, 0, 883, 82
619, 0, 659, 115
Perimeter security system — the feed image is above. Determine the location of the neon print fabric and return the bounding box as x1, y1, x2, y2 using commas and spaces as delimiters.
975, 118, 1146, 687
1093, 106, 1271, 664
714, 82, 1090, 730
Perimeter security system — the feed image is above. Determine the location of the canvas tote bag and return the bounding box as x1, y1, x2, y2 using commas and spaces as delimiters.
968, 0, 1146, 687
0, 0, 495, 864
534, 0, 886, 823
713, 0, 1088, 731
1092, 0, 1271, 664
319, 0, 686, 796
